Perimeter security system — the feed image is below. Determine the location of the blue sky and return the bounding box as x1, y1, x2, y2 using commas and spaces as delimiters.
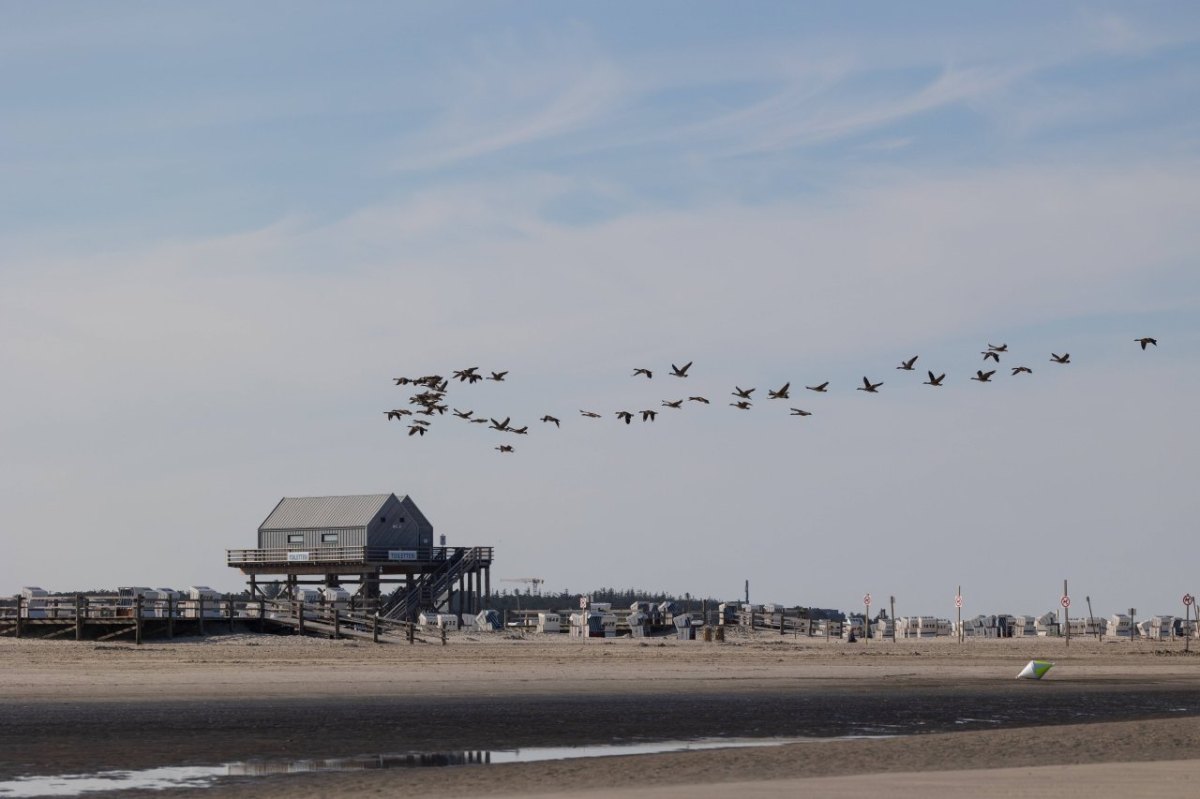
3, 3, 1199, 617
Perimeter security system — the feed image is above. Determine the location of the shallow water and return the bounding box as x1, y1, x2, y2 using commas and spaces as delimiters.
0, 737, 824, 797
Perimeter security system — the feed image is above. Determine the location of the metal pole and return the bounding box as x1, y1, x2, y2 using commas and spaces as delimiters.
890, 595, 896, 643
957, 585, 962, 644
1064, 580, 1070, 648
135, 594, 144, 646
1086, 595, 1099, 641
14, 595, 22, 639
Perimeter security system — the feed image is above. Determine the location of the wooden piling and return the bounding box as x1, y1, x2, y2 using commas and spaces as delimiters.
75, 594, 84, 641
166, 595, 175, 639
372, 614, 379, 644
197, 596, 206, 637
258, 598, 266, 633
134, 594, 144, 646
227, 595, 235, 633
296, 601, 305, 636
14, 595, 22, 638
333, 609, 341, 639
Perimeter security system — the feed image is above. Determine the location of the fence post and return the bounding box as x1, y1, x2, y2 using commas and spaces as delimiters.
258, 598, 266, 633
75, 594, 84, 641
135, 594, 144, 646
441, 624, 447, 646
297, 600, 305, 636
197, 596, 206, 637
228, 595, 235, 633
167, 594, 174, 639
14, 595, 23, 638
372, 613, 379, 644
333, 608, 341, 640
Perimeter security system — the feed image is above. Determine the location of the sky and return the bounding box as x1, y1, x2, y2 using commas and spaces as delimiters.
3, 2, 1200, 619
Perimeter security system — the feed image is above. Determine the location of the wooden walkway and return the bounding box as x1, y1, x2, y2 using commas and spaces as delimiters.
0, 594, 452, 645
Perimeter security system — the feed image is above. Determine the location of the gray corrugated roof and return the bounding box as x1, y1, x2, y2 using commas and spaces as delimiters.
259, 494, 395, 531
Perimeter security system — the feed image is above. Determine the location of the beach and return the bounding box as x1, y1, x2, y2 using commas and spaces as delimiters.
2, 631, 1199, 797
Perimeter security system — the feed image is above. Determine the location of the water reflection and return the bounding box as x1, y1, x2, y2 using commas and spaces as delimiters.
0, 738, 803, 797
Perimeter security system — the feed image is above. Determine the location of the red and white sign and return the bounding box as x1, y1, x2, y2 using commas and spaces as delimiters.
863, 593, 872, 606
955, 595, 963, 609
1184, 594, 1194, 607
1061, 595, 1071, 608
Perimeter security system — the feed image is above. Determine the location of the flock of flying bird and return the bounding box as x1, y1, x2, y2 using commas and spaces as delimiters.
386, 338, 1160, 453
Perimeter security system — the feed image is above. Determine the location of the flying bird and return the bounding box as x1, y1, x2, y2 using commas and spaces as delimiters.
616, 411, 634, 424
805, 382, 829, 393
1011, 366, 1032, 376
452, 409, 473, 419
688, 396, 710, 404
488, 417, 511, 431
767, 382, 790, 399
488, 371, 508, 382
971, 370, 995, 383
510, 426, 529, 435
452, 367, 480, 383
982, 351, 1000, 362
580, 410, 602, 418
469, 418, 489, 424
1135, 337, 1158, 350
670, 362, 693, 377
662, 399, 683, 409
857, 377, 883, 393
385, 409, 412, 420
541, 415, 560, 427
407, 425, 427, 437
730, 401, 752, 410
789, 408, 812, 416
897, 356, 918, 371
393, 377, 413, 386
632, 368, 653, 379
641, 410, 657, 422
923, 372, 945, 387
495, 445, 514, 453
732, 386, 755, 399
1050, 353, 1071, 364
987, 343, 1008, 353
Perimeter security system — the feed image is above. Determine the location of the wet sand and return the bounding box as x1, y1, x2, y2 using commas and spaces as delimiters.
2, 631, 1199, 797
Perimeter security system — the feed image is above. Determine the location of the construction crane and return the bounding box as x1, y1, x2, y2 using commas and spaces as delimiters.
499, 577, 544, 595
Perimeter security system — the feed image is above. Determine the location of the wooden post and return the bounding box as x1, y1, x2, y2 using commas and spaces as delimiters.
167, 594, 175, 639
407, 621, 414, 644
135, 594, 144, 646
296, 600, 305, 636
807, 607, 814, 638
1086, 596, 1099, 641
333, 609, 341, 640
258, 598, 266, 633
227, 595, 235, 633
197, 596, 206, 637
372, 613, 379, 644
75, 594, 84, 641
14, 595, 22, 638
441, 624, 447, 646
957, 585, 962, 644
890, 596, 896, 643
1064, 580, 1070, 648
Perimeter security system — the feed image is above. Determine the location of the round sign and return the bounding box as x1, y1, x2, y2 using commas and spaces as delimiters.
863, 593, 872, 606
1061, 595, 1071, 608
580, 596, 588, 609
955, 595, 963, 609
1184, 594, 1194, 607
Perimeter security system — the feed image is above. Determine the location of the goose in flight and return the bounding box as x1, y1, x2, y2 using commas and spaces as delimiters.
897, 356, 918, 371
805, 382, 829, 393
662, 399, 683, 409
1011, 366, 1032, 376
1135, 337, 1157, 350
495, 445, 514, 453
987, 343, 1008, 353
488, 417, 511, 431
385, 409, 412, 420
789, 408, 812, 416
857, 377, 883, 393
393, 377, 413, 386
971, 370, 995, 383
923, 372, 945, 387
452, 409, 473, 419
452, 367, 480, 383
641, 410, 658, 422
1050, 353, 1070, 364
981, 351, 1000, 362
670, 361, 692, 377
730, 400, 752, 410
732, 386, 755, 399
469, 418, 490, 424
616, 411, 634, 424
488, 371, 508, 382
632, 368, 653, 379
688, 396, 710, 404
407, 425, 427, 437
510, 426, 529, 435
541, 415, 560, 427
580, 410, 602, 418
767, 382, 791, 399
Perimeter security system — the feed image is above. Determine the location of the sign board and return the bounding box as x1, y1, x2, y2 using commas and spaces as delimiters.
863, 593, 872, 606
287, 551, 310, 562
1061, 595, 1071, 608
387, 550, 419, 561
1184, 594, 1194, 607
955, 595, 963, 608
580, 596, 588, 609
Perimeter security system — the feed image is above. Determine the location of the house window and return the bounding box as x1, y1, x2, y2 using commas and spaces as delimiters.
287, 534, 303, 544
321, 533, 339, 544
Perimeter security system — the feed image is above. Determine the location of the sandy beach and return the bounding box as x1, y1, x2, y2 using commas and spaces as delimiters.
2, 630, 1199, 797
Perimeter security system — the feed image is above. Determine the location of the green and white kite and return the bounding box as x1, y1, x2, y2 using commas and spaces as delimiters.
1016, 660, 1054, 680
